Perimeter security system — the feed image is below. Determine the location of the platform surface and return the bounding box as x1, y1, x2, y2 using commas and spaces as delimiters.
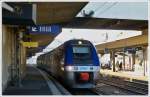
3, 66, 52, 95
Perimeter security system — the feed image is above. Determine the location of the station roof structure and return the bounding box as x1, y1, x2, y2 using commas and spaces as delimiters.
64, 17, 148, 30
96, 34, 148, 53
24, 2, 88, 57
2, 2, 148, 57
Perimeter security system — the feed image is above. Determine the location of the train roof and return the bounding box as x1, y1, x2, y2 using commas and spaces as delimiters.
64, 39, 92, 45
37, 39, 92, 58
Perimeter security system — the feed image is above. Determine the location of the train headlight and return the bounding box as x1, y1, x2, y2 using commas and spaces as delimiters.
66, 66, 74, 71
78, 41, 82, 45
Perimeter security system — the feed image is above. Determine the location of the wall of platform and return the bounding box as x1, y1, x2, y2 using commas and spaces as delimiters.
2, 25, 27, 91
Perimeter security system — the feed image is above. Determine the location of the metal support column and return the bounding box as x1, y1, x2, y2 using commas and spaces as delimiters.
132, 53, 135, 71
143, 47, 146, 76
145, 47, 148, 75
111, 50, 116, 72
123, 51, 125, 70
129, 56, 131, 70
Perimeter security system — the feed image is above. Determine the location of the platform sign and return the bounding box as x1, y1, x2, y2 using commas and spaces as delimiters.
21, 42, 38, 47
28, 25, 61, 35
3, 3, 36, 25
123, 47, 136, 54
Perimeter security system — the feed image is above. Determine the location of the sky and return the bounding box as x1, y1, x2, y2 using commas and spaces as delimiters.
26, 2, 147, 64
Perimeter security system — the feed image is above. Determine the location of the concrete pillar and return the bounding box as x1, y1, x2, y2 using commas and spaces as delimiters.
141, 29, 148, 75
2, 26, 19, 90
17, 30, 27, 87
2, 25, 11, 90
145, 47, 148, 75
142, 29, 148, 35
142, 47, 147, 76
143, 49, 145, 76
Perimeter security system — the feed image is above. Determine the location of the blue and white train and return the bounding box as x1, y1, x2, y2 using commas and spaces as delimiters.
37, 39, 100, 88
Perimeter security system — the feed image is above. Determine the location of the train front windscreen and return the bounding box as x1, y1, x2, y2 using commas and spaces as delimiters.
73, 46, 93, 64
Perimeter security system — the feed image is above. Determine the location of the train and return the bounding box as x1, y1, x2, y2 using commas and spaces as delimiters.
37, 39, 100, 88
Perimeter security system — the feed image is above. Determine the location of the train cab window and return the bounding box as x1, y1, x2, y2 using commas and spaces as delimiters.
73, 46, 92, 64
73, 46, 91, 59
60, 58, 64, 65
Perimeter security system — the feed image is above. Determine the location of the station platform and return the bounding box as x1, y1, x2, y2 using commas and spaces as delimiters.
100, 69, 148, 82
3, 66, 52, 95
3, 66, 70, 95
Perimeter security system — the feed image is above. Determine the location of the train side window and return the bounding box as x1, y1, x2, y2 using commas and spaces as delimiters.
60, 57, 64, 65
59, 48, 64, 66
60, 56, 64, 71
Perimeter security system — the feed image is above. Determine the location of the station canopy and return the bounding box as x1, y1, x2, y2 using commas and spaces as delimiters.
26, 2, 148, 64
77, 2, 148, 20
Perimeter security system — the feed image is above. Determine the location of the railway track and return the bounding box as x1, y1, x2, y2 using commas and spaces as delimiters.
38, 67, 103, 95
38, 67, 148, 95
97, 78, 148, 95
124, 80, 148, 90
38, 67, 71, 95
92, 88, 108, 95
69, 89, 100, 95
